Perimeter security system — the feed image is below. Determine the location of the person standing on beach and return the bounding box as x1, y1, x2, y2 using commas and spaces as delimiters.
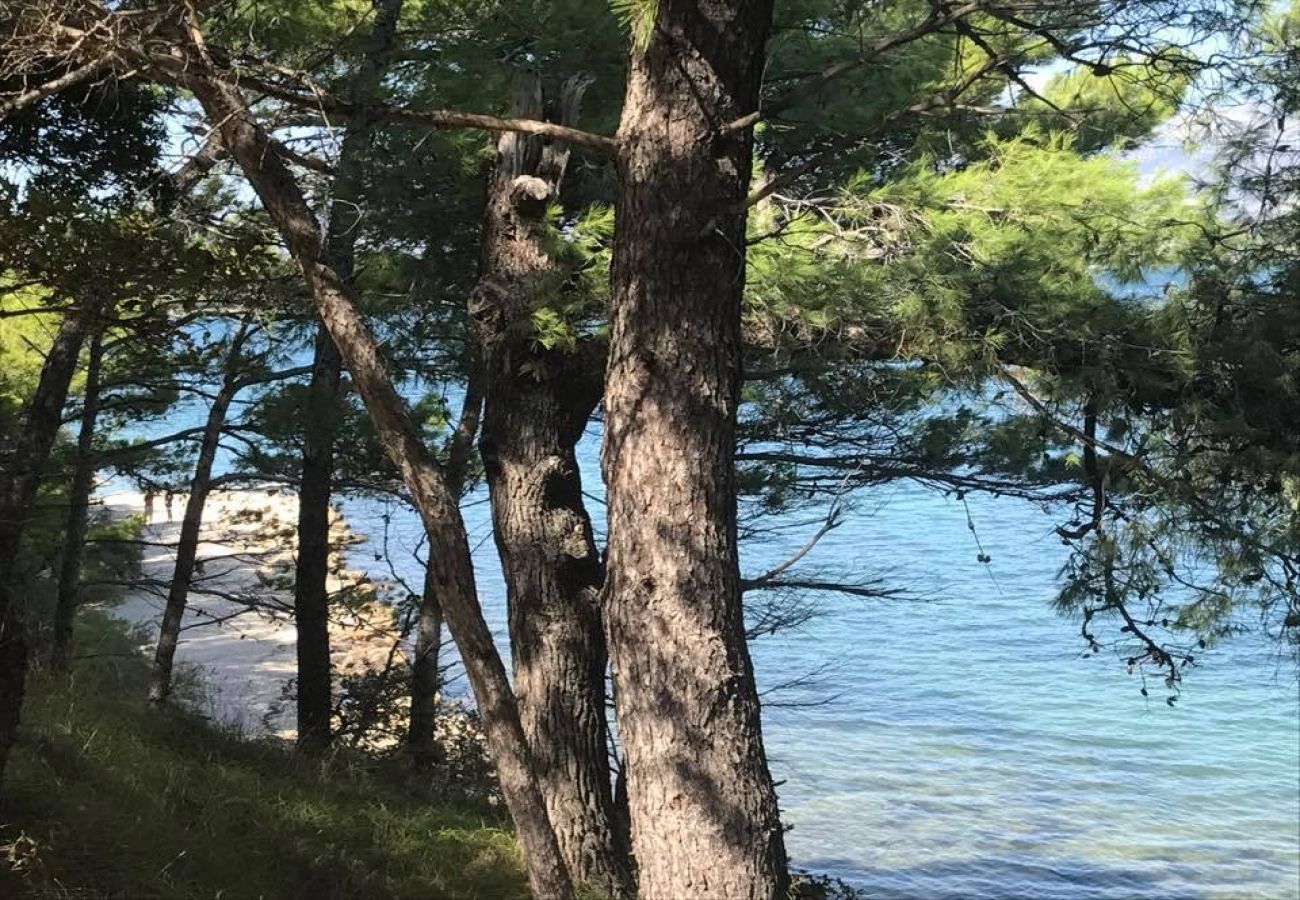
144, 490, 155, 524
164, 490, 175, 522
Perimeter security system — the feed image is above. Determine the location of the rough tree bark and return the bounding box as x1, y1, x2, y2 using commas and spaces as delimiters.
148, 321, 251, 703
601, 3, 789, 898
293, 0, 404, 755
182, 56, 571, 900
471, 73, 631, 897
50, 326, 106, 672
0, 302, 95, 782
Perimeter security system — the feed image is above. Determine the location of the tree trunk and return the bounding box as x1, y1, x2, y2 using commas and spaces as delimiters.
406, 560, 444, 765
148, 322, 251, 703
50, 326, 106, 672
293, 0, 404, 755
293, 324, 341, 751
407, 362, 482, 764
601, 3, 789, 898
471, 72, 631, 897
184, 65, 571, 900
0, 303, 94, 782
480, 353, 621, 894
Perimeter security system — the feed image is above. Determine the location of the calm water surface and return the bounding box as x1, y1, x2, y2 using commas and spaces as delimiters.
337, 433, 1300, 900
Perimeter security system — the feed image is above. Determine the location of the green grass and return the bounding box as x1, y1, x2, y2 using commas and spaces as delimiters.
1, 609, 530, 900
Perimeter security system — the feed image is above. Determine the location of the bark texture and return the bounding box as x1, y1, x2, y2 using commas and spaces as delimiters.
149, 322, 251, 703
471, 73, 630, 897
183, 61, 571, 900
602, 3, 789, 898
293, 0, 404, 755
0, 304, 93, 782
51, 326, 106, 672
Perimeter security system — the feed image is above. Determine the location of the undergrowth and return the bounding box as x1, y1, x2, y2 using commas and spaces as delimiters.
1, 608, 530, 899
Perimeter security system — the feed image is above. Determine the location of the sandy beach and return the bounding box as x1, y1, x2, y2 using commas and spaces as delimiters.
98, 487, 401, 741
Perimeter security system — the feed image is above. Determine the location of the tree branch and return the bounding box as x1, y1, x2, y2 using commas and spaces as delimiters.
721, 0, 993, 136
0, 54, 113, 121
234, 72, 620, 156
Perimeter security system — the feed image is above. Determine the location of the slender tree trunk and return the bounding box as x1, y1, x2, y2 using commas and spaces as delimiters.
407, 363, 483, 764
148, 322, 251, 703
601, 3, 789, 898
293, 0, 405, 755
471, 72, 631, 897
0, 303, 95, 782
293, 323, 342, 750
50, 327, 106, 672
184, 62, 571, 900
406, 560, 444, 764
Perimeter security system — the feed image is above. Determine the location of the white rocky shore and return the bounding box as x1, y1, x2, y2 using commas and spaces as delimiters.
98, 487, 403, 741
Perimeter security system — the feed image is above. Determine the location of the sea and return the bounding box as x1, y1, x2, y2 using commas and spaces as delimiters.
333, 421, 1300, 900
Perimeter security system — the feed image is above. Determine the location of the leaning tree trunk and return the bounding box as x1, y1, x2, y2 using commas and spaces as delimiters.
148, 322, 251, 703
183, 61, 571, 900
470, 72, 631, 897
0, 302, 95, 783
601, 3, 789, 898
293, 0, 404, 755
50, 326, 106, 672
407, 364, 483, 764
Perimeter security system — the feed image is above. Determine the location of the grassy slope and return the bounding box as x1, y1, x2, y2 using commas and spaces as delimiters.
0, 610, 531, 900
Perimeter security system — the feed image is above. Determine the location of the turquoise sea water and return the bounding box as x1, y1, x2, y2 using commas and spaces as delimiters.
335, 430, 1300, 900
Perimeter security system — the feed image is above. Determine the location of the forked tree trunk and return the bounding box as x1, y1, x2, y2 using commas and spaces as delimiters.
0, 302, 95, 783
602, 3, 789, 898
293, 0, 405, 755
50, 327, 106, 672
472, 73, 631, 897
184, 65, 571, 900
148, 322, 251, 703
479, 354, 618, 892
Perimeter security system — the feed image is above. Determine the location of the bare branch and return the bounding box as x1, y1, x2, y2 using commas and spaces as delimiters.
0, 55, 113, 120
232, 72, 620, 156
744, 499, 843, 586
18, 7, 619, 155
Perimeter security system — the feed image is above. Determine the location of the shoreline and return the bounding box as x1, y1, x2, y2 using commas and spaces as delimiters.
98, 486, 400, 741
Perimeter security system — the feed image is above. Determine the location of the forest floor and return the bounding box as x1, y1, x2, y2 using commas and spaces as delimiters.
0, 488, 534, 898
0, 576, 530, 898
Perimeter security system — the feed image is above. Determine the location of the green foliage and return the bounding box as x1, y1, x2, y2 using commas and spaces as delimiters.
759, 0, 982, 180
17, 504, 144, 657
1025, 57, 1192, 152
0, 281, 59, 421
747, 131, 1202, 375
736, 0, 1298, 676
609, 0, 658, 50
1044, 0, 1300, 664
4, 613, 531, 900
0, 76, 164, 196
524, 202, 614, 352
